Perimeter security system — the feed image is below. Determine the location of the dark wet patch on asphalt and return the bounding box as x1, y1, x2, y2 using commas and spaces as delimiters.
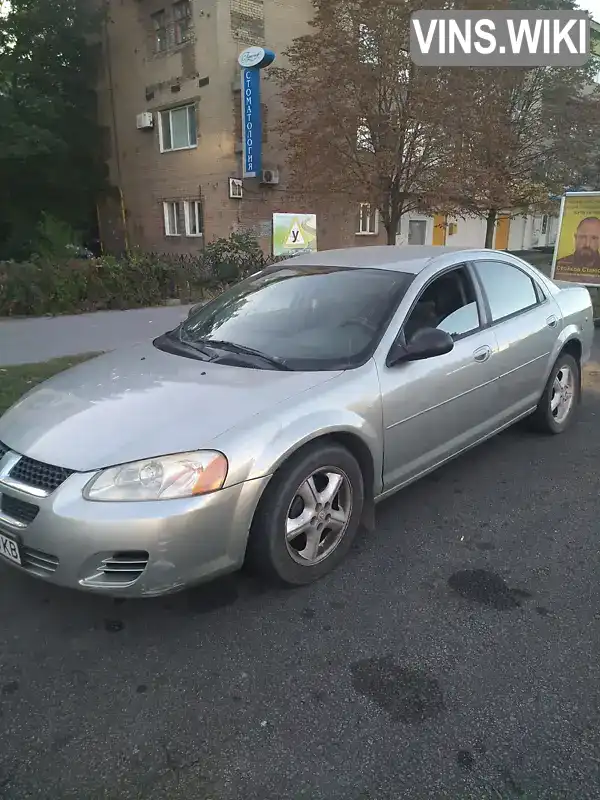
351, 656, 444, 724
474, 540, 496, 551
448, 569, 532, 610
1, 681, 19, 696
456, 749, 475, 770
104, 619, 124, 632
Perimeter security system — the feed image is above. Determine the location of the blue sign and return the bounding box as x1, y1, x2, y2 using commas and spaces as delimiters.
238, 47, 275, 179
241, 67, 261, 178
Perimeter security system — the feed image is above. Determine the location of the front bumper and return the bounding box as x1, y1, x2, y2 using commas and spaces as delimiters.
0, 460, 270, 596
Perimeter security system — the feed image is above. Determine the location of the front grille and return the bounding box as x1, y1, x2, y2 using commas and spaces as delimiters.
0, 442, 8, 461
98, 551, 149, 584
21, 546, 59, 574
9, 456, 73, 494
0, 494, 39, 525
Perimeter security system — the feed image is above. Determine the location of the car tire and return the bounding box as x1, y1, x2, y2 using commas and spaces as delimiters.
529, 353, 580, 435
246, 441, 364, 586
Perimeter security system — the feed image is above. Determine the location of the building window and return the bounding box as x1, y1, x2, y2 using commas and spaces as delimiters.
159, 104, 197, 152
163, 201, 182, 236
357, 119, 374, 152
173, 0, 192, 44
357, 203, 378, 235
184, 200, 203, 236
152, 10, 168, 53
358, 23, 378, 64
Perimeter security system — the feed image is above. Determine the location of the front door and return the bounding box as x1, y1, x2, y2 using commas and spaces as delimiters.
494, 215, 510, 250
380, 265, 501, 492
408, 219, 427, 245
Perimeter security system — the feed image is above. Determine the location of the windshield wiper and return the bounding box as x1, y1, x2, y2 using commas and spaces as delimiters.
195, 339, 291, 371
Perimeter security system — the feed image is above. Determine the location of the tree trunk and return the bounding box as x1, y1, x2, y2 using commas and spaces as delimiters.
386, 205, 402, 245
484, 209, 497, 248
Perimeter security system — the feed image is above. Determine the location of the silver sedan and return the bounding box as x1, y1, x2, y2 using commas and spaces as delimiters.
0, 246, 594, 595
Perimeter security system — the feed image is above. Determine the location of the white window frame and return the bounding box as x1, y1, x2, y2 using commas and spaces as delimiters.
163, 201, 181, 236
358, 24, 378, 64
184, 200, 203, 237
357, 203, 379, 235
357, 119, 374, 152
158, 104, 197, 153
229, 177, 243, 199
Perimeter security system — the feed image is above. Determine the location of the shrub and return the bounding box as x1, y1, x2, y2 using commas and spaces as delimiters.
0, 233, 282, 317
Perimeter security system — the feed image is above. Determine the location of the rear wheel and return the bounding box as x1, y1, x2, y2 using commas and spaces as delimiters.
246, 442, 364, 586
530, 353, 580, 434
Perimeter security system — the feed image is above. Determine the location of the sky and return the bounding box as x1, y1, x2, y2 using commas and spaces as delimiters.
577, 0, 600, 21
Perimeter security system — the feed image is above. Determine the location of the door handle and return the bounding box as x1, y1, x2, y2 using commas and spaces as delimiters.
546, 315, 558, 328
473, 345, 492, 363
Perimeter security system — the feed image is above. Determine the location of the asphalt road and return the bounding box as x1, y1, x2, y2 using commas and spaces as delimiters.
2, 351, 600, 799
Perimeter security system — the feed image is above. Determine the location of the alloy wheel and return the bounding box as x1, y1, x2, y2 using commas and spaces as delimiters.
285, 467, 353, 565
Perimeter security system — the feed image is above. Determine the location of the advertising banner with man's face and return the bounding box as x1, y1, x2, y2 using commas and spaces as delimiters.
552, 192, 600, 286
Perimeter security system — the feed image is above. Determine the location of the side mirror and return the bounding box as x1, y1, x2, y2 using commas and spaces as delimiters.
187, 303, 202, 318
386, 327, 454, 367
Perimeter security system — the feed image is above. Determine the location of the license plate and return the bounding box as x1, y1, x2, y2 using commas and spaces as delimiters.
0, 532, 21, 565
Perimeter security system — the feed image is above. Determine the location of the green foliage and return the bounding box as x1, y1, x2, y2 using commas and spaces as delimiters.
0, 0, 106, 260
0, 235, 281, 317
34, 213, 83, 260
202, 232, 272, 281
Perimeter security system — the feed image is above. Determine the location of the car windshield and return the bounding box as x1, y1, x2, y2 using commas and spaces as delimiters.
174, 264, 414, 370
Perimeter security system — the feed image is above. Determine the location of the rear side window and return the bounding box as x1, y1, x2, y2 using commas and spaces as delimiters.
474, 260, 539, 323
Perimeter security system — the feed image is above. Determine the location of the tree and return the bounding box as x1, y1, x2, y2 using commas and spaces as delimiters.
274, 0, 461, 245
277, 0, 600, 248
445, 0, 600, 246
0, 0, 106, 259
445, 64, 600, 246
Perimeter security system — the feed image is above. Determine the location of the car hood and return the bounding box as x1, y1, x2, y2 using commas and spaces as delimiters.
0, 342, 340, 471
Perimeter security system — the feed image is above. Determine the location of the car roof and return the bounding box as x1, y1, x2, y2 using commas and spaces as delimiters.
278, 245, 501, 275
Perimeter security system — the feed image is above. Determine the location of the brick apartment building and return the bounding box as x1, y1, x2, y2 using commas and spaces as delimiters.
96, 4, 600, 257
96, 0, 387, 255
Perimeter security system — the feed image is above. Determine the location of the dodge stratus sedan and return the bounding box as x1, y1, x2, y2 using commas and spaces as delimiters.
0, 246, 593, 595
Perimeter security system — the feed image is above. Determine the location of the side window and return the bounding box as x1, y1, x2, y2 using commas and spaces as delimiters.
436, 303, 479, 338
403, 266, 481, 343
475, 260, 539, 322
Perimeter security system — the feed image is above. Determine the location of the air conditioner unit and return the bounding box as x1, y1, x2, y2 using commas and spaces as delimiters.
229, 178, 243, 199
136, 112, 154, 130
260, 169, 279, 185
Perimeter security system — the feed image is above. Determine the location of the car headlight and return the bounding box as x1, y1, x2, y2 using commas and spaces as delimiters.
84, 451, 228, 502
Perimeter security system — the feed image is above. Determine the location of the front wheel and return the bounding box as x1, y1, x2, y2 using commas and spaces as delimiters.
246, 442, 364, 586
530, 353, 580, 434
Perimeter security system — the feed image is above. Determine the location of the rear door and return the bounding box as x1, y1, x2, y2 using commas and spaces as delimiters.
471, 259, 560, 419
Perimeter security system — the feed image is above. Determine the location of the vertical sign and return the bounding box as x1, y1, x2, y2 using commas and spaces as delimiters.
241, 67, 261, 178
238, 46, 275, 180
